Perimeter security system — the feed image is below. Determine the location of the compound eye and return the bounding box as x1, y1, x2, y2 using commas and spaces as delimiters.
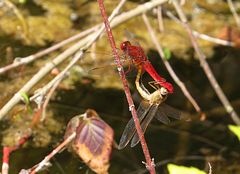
120, 43, 125, 50
120, 41, 131, 51
160, 87, 168, 96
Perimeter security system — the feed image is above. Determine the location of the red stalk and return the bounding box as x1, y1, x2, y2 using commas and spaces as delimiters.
2, 135, 30, 174
1, 108, 42, 174
97, 0, 156, 173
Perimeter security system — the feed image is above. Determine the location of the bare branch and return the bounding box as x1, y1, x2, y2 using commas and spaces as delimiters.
0, 27, 98, 75
0, 36, 90, 120
172, 0, 240, 125
157, 6, 164, 32
227, 0, 240, 27
19, 132, 76, 174
29, 51, 84, 103
97, 0, 158, 173
142, 13, 202, 113
165, 10, 233, 47
0, 0, 169, 74
0, 0, 128, 120
40, 77, 62, 122
208, 162, 212, 174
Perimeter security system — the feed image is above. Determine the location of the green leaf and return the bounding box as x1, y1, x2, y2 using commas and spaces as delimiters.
228, 125, 240, 141
19, 92, 30, 105
167, 164, 206, 174
163, 47, 171, 60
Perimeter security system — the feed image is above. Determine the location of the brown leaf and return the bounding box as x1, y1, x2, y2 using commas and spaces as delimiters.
64, 109, 114, 174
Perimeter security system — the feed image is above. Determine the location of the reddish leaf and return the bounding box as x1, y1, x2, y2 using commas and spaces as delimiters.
64, 109, 114, 174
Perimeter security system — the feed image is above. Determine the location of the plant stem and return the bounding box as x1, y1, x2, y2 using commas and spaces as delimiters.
165, 10, 233, 47
227, 0, 240, 27
23, 132, 76, 174
172, 0, 240, 125
0, 0, 168, 75
2, 132, 31, 174
0, 0, 168, 121
142, 13, 202, 113
97, 0, 156, 173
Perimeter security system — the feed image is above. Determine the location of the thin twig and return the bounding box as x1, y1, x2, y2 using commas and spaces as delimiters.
227, 0, 240, 27
0, 0, 169, 75
30, 0, 128, 102
40, 77, 62, 122
97, 1, 156, 174
208, 162, 212, 174
0, 0, 132, 120
0, 0, 169, 122
142, 13, 202, 113
0, 35, 90, 121
165, 10, 233, 47
157, 6, 164, 32
172, 0, 240, 125
0, 0, 169, 120
0, 26, 98, 75
19, 132, 76, 174
39, 53, 83, 122
1, 108, 43, 174
192, 30, 233, 46
29, 51, 84, 102
29, 0, 128, 116
2, 135, 30, 174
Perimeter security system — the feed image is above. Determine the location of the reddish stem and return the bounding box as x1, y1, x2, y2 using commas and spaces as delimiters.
28, 132, 76, 174
2, 135, 30, 174
1, 108, 42, 174
97, 0, 155, 173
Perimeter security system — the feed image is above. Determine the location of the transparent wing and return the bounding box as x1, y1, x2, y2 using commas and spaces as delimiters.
154, 108, 171, 125
118, 100, 150, 149
124, 29, 144, 47
157, 103, 182, 120
130, 104, 159, 147
87, 54, 127, 75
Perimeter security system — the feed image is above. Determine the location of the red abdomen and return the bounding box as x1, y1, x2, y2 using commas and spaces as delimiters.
143, 61, 174, 93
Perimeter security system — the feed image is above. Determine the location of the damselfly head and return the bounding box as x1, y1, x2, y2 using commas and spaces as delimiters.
160, 87, 168, 96
120, 41, 131, 51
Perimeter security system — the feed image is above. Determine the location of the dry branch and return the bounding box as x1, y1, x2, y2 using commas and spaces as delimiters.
227, 0, 240, 27
0, 0, 169, 121
97, 0, 156, 173
172, 0, 240, 125
142, 13, 202, 113
0, 0, 169, 75
18, 132, 76, 174
165, 10, 233, 47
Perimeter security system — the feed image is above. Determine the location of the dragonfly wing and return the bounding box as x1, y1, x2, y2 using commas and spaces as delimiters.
124, 30, 141, 47
155, 108, 171, 124
118, 100, 150, 149
130, 104, 159, 147
157, 103, 182, 120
